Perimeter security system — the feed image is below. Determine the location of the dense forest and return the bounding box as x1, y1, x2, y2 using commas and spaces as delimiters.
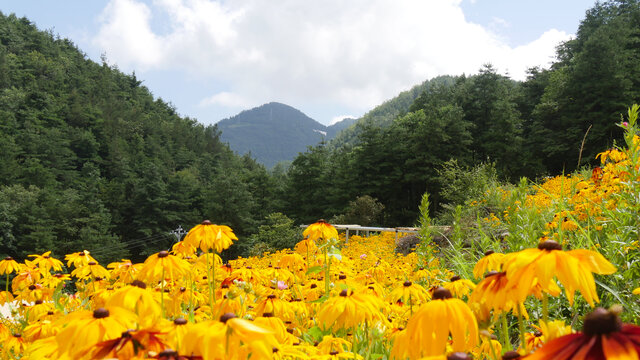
1, 0, 640, 262
0, 13, 282, 262
283, 0, 640, 225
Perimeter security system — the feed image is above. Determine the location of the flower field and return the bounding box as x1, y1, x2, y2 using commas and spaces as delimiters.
3, 107, 640, 359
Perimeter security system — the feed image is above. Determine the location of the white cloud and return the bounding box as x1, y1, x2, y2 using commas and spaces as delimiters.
93, 0, 572, 116
199, 91, 252, 108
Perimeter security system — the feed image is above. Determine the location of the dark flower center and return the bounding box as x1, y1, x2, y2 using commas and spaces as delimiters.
267, 294, 277, 299
4, 256, 13, 261
484, 271, 501, 278
93, 308, 110, 319
219, 312, 237, 323
158, 250, 169, 258
583, 307, 622, 336
403, 281, 412, 287
158, 349, 179, 359
484, 250, 495, 256
202, 220, 212, 225
174, 317, 187, 325
131, 280, 147, 289
432, 287, 452, 300
538, 240, 562, 251
339, 289, 349, 297
450, 276, 461, 282
447, 352, 470, 360
310, 284, 317, 289
339, 274, 347, 280
88, 261, 97, 266
263, 312, 274, 317
502, 351, 521, 359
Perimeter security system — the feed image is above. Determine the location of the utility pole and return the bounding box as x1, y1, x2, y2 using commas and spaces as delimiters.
168, 225, 187, 250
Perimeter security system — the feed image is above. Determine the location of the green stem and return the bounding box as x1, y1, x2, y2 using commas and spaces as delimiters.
5, 273, 8, 293
518, 307, 526, 354
188, 273, 194, 323
502, 313, 512, 352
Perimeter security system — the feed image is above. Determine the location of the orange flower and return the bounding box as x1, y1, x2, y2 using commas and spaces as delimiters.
527, 307, 640, 359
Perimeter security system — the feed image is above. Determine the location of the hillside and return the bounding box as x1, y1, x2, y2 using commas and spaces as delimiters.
0, 12, 279, 262
329, 75, 456, 148
217, 102, 355, 168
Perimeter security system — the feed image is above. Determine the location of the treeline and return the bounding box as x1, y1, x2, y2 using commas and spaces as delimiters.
0, 13, 282, 262
282, 0, 640, 225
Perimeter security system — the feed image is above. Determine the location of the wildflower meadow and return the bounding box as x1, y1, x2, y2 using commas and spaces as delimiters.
3, 106, 640, 359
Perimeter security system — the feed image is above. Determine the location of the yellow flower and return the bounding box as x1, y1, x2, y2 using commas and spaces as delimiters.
0, 256, 20, 275
634, 287, 640, 295
158, 317, 192, 352
443, 275, 476, 299
316, 289, 384, 330
303, 219, 338, 242
468, 271, 523, 317
28, 251, 64, 274
473, 251, 506, 279
539, 319, 573, 342
138, 250, 191, 283
387, 280, 430, 306
394, 287, 478, 359
183, 220, 238, 253
71, 260, 110, 280
64, 250, 96, 268
55, 306, 137, 358
504, 240, 616, 306
4, 333, 26, 357
181, 313, 278, 360
106, 280, 162, 327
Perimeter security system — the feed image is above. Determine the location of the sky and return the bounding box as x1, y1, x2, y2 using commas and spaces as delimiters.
1, 0, 597, 126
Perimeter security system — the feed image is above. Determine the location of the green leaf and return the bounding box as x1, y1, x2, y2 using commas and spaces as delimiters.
306, 266, 323, 275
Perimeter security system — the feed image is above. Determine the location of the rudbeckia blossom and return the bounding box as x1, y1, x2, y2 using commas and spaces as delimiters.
316, 289, 384, 330
183, 220, 238, 253
388, 280, 430, 306
181, 312, 278, 360
504, 240, 616, 306
0, 256, 20, 275
138, 250, 191, 283
526, 306, 640, 359
64, 250, 96, 268
469, 271, 524, 317
303, 220, 338, 242
443, 275, 476, 299
55, 307, 137, 358
473, 250, 506, 279
28, 251, 63, 274
393, 287, 478, 359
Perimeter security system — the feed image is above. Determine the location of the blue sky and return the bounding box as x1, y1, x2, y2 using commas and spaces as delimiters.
1, 0, 596, 126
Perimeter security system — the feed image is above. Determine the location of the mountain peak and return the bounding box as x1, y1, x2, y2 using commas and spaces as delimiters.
218, 103, 329, 168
